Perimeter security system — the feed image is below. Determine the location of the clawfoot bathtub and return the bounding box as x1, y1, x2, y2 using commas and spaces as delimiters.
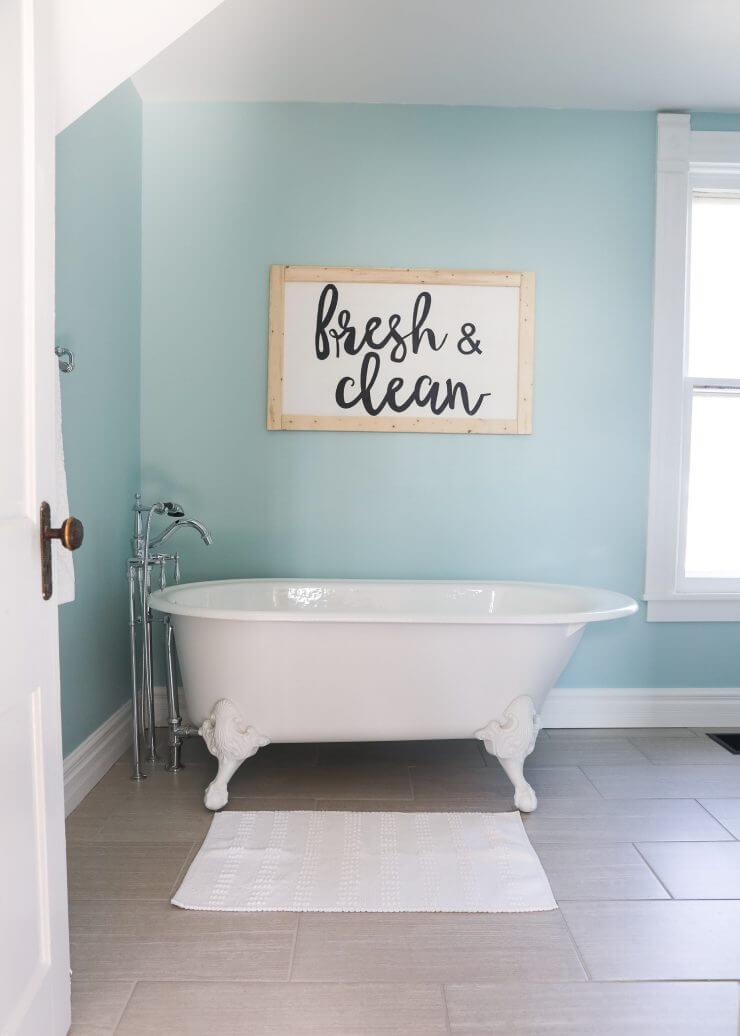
148, 579, 637, 812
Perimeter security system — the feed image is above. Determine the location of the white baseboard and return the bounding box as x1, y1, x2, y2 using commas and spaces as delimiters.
154, 684, 740, 733
63, 702, 132, 816
541, 687, 740, 728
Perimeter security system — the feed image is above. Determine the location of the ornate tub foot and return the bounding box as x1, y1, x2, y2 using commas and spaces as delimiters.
199, 699, 270, 810
475, 696, 541, 812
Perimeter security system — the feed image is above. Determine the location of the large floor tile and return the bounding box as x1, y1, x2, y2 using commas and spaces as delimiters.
70, 899, 297, 982
94, 808, 211, 844
636, 842, 740, 898
445, 981, 740, 1035
316, 738, 486, 768
535, 844, 669, 900
223, 795, 321, 812
632, 735, 740, 764
316, 797, 515, 813
561, 900, 740, 979
410, 765, 600, 802
223, 797, 321, 812
66, 842, 194, 900
226, 742, 322, 775
122, 762, 217, 795
700, 798, 740, 838
115, 736, 319, 772
582, 764, 740, 798
70, 932, 296, 984
70, 979, 133, 1032
67, 775, 140, 820
69, 1023, 113, 1033
522, 797, 732, 842
116, 981, 449, 1035
72, 763, 213, 818
229, 763, 413, 800
523, 737, 650, 767
69, 896, 292, 937
65, 813, 105, 844
291, 912, 586, 983
546, 727, 698, 739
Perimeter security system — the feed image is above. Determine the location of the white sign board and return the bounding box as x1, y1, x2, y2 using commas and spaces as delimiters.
268, 267, 534, 434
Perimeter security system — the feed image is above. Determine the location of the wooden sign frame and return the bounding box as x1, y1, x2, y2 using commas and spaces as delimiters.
267, 265, 534, 434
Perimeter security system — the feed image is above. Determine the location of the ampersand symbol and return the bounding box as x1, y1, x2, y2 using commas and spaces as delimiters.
457, 323, 481, 355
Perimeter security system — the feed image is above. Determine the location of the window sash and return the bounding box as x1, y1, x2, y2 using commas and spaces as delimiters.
644, 116, 740, 620
676, 381, 740, 594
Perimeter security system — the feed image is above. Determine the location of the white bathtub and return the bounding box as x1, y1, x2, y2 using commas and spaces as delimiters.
149, 579, 637, 812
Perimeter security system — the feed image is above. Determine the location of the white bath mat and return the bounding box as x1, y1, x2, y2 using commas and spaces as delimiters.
172, 810, 557, 913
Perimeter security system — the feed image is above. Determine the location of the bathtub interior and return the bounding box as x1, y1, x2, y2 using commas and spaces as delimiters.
149, 578, 638, 624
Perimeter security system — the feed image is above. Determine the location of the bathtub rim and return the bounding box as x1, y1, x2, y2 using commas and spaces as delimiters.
148, 577, 638, 626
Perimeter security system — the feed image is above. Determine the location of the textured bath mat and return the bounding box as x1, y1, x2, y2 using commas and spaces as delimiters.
172, 810, 556, 913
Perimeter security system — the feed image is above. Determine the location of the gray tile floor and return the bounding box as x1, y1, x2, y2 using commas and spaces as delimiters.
66, 728, 740, 1034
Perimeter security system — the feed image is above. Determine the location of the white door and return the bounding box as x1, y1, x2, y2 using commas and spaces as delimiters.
0, 1, 71, 1033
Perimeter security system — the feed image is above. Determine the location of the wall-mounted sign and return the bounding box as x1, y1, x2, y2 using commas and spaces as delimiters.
267, 266, 534, 434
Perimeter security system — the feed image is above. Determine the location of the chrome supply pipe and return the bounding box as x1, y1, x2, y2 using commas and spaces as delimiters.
144, 571, 158, 761
136, 562, 147, 744
141, 504, 167, 763
128, 563, 145, 781
136, 559, 154, 758
164, 616, 183, 772
132, 492, 144, 557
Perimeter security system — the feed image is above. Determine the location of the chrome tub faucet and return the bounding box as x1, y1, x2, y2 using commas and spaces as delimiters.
128, 493, 212, 780
149, 517, 213, 551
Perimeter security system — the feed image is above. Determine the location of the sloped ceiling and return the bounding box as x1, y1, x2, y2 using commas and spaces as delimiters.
132, 0, 740, 110
55, 0, 227, 132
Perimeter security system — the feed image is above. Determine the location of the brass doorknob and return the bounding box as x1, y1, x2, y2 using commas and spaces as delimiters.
40, 501, 84, 599
49, 515, 84, 551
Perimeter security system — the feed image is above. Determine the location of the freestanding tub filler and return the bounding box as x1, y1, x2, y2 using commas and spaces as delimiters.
148, 579, 637, 813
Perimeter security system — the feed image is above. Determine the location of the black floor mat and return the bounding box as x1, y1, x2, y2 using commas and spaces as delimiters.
707, 732, 740, 754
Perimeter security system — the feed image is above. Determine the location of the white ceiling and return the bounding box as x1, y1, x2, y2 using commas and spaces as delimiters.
133, 0, 740, 111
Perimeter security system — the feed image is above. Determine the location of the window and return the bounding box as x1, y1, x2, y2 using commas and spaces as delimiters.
683, 195, 740, 587
645, 115, 740, 620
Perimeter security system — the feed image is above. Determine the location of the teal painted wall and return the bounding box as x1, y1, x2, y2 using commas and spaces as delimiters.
56, 81, 142, 755
691, 113, 740, 131
131, 102, 728, 691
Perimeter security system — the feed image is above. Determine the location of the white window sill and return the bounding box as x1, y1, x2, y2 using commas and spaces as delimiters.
646, 597, 740, 622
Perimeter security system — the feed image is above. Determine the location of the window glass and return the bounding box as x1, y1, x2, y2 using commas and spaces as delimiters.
684, 391, 740, 578
688, 194, 740, 379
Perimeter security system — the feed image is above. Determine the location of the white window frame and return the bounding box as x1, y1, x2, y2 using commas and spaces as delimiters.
645, 114, 740, 621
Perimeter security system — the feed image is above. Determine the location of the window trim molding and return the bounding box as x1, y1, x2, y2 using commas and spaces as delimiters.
645, 115, 740, 622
